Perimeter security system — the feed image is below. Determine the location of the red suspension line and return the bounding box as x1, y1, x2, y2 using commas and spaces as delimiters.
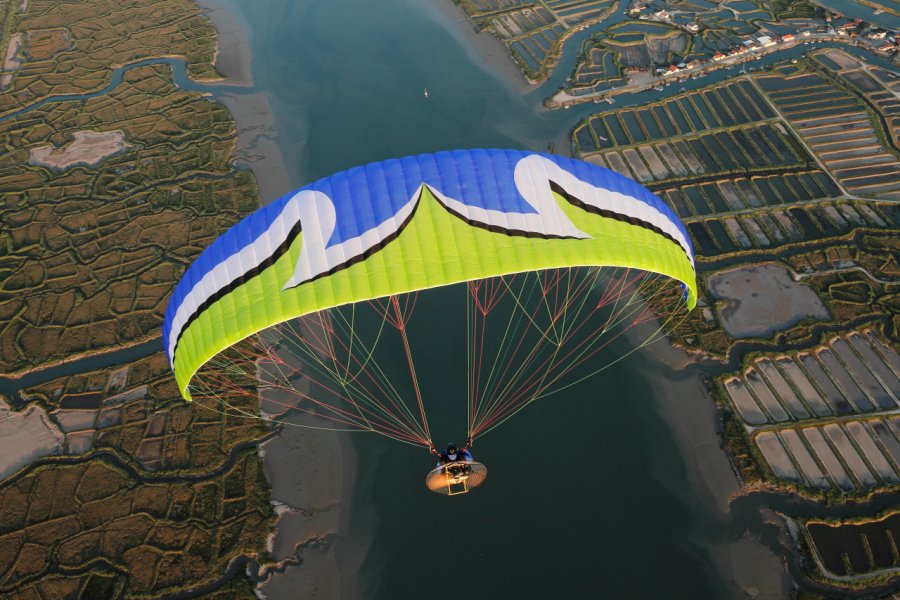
318, 305, 431, 438
392, 296, 432, 444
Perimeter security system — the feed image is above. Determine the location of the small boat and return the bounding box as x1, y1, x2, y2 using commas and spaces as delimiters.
424, 87, 429, 99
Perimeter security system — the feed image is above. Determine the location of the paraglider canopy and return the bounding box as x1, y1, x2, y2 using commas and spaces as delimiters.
163, 149, 697, 462
164, 148, 697, 403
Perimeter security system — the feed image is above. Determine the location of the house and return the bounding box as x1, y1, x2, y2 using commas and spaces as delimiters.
654, 9, 670, 19
781, 33, 794, 42
757, 35, 775, 46
686, 23, 699, 33
868, 30, 887, 39
713, 50, 726, 60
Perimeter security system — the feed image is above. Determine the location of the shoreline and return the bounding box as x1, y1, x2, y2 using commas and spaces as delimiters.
192, 2, 352, 597
253, 411, 349, 599
195, 0, 253, 87
430, 0, 535, 95
629, 323, 793, 597
195, 0, 292, 203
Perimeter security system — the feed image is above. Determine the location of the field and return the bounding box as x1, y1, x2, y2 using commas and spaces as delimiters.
573, 57, 900, 261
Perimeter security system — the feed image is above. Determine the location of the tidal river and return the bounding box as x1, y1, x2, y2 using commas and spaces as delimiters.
207, 0, 791, 597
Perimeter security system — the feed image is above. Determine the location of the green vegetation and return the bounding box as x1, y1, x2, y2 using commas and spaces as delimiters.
0, 0, 271, 596
0, 352, 273, 597
0, 0, 221, 113
0, 61, 257, 373
770, 0, 825, 19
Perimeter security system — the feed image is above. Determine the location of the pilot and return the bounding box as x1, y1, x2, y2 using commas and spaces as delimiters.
437, 442, 473, 466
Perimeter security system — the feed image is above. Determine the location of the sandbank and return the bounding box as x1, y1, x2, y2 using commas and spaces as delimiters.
29, 129, 131, 171
193, 0, 291, 203
195, 0, 253, 87
217, 92, 293, 203
255, 408, 348, 599
0, 398, 64, 480
188, 2, 346, 595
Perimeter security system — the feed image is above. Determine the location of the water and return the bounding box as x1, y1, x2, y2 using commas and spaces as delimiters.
201, 0, 781, 596
216, 0, 566, 185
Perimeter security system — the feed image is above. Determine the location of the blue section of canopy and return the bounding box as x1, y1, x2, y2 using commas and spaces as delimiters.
163, 149, 690, 362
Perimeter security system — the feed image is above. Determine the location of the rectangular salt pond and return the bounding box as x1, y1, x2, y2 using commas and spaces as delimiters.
652, 106, 676, 137
603, 151, 630, 177
638, 146, 669, 180
865, 332, 900, 377
723, 218, 752, 248
871, 420, 900, 469
602, 114, 629, 146
684, 185, 712, 215
737, 80, 773, 118
757, 359, 809, 419
776, 357, 832, 417
665, 100, 691, 135
816, 348, 875, 413
756, 214, 785, 244
700, 183, 729, 213
837, 205, 863, 226
847, 333, 899, 401
664, 190, 691, 219
622, 148, 652, 182
676, 96, 705, 131
746, 370, 790, 421
687, 139, 718, 172
780, 429, 830, 489
773, 210, 802, 240
803, 427, 855, 491
831, 338, 895, 410
656, 144, 687, 177
724, 377, 768, 425
823, 424, 877, 489
755, 431, 801, 482
706, 220, 737, 253
845, 421, 899, 484
673, 140, 703, 174
742, 218, 771, 247
857, 204, 887, 227
717, 181, 745, 211
799, 353, 853, 415
735, 179, 764, 208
